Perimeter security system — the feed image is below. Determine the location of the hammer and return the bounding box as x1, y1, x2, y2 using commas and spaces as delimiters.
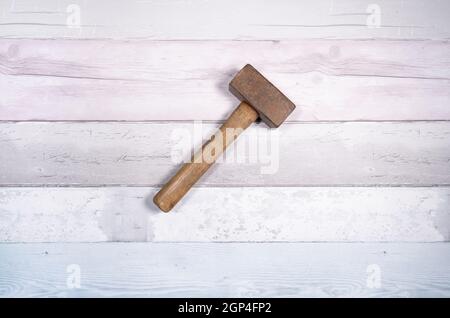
154, 64, 296, 212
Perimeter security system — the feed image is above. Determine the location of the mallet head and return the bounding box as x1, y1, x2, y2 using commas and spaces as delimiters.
229, 64, 296, 128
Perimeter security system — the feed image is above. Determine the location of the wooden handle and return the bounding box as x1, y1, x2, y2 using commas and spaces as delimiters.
153, 102, 259, 212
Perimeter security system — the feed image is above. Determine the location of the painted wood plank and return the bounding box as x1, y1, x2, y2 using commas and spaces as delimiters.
0, 243, 449, 297
1, 39, 449, 121
0, 187, 448, 242
1, 0, 450, 39
1, 122, 449, 186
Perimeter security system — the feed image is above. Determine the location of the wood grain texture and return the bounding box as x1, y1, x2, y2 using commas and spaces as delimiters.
1, 243, 449, 297
1, 0, 450, 39
1, 122, 449, 186
1, 187, 449, 242
1, 39, 450, 121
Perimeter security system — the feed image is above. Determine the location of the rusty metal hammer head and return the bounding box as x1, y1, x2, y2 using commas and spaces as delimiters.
229, 64, 296, 128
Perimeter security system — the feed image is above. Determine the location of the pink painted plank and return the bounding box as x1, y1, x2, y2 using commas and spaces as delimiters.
1, 39, 449, 121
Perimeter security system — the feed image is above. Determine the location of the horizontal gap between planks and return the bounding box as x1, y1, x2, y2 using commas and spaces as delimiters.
0, 37, 450, 42
1, 241, 448, 244
1, 184, 450, 188
3, 120, 450, 124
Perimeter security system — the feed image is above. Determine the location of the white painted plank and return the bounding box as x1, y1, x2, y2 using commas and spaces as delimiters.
0, 243, 449, 297
1, 122, 449, 186
1, 39, 449, 121
0, 187, 448, 242
1, 0, 450, 39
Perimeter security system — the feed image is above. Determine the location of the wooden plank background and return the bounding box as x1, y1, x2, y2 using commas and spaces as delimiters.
1, 243, 450, 297
1, 39, 450, 121
1, 122, 449, 186
0, 0, 449, 297
1, 187, 449, 242
1, 0, 450, 39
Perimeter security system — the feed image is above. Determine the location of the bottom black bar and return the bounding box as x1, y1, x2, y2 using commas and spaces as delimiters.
1, 298, 449, 315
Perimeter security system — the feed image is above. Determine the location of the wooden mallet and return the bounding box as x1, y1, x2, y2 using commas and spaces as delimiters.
153, 64, 296, 212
